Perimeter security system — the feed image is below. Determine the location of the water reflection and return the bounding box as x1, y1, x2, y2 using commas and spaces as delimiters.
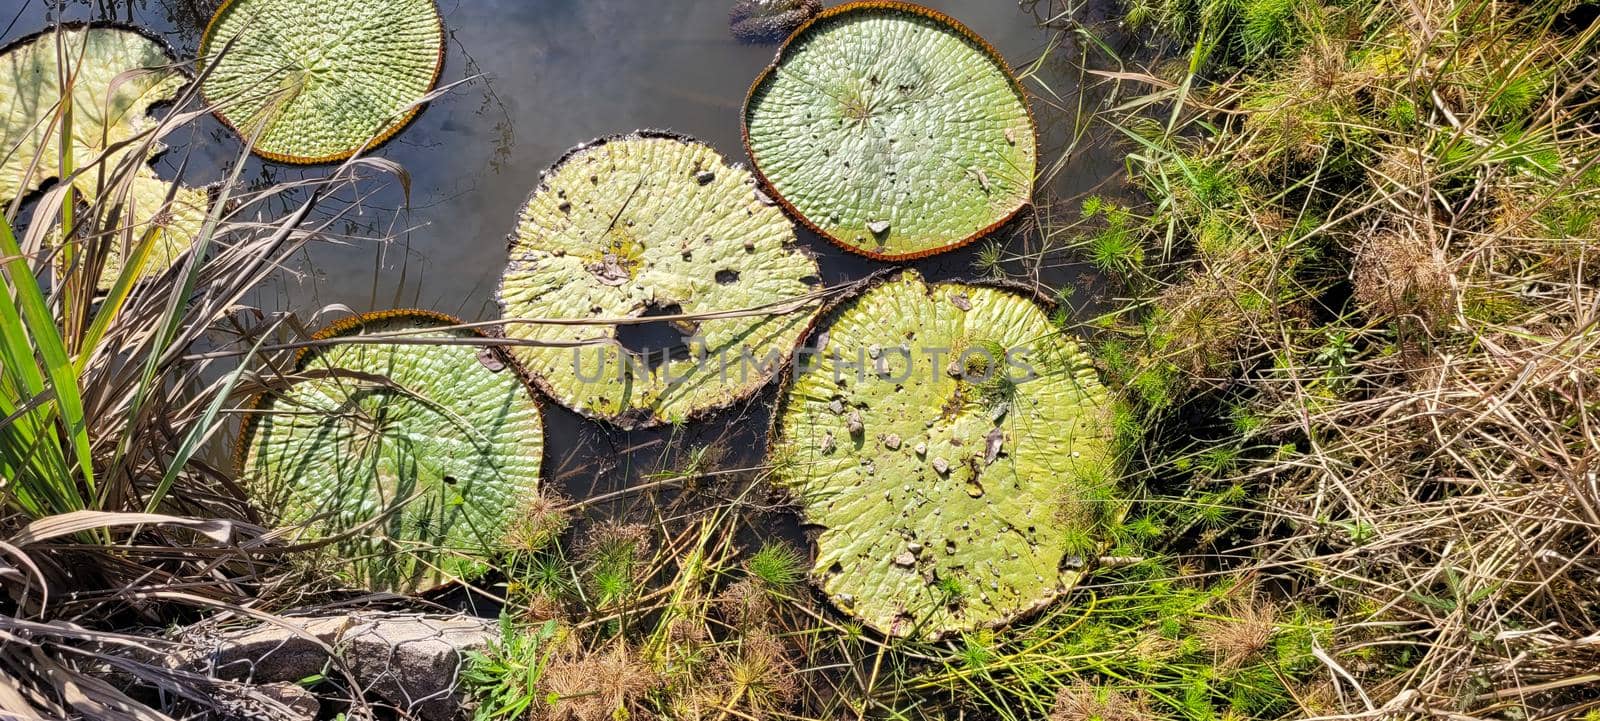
2, 0, 1141, 536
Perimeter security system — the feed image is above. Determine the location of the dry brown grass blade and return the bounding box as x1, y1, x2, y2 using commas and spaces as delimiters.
26, 645, 175, 721
8, 510, 240, 546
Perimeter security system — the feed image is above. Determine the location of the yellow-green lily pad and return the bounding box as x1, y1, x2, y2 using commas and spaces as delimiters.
771, 270, 1119, 638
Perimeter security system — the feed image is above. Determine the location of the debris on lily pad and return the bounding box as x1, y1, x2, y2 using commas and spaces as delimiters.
498, 131, 822, 428
770, 270, 1119, 639
198, 0, 445, 163
743, 2, 1037, 260
239, 310, 544, 592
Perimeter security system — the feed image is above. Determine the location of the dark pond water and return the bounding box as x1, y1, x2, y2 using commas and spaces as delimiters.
4, 0, 1139, 566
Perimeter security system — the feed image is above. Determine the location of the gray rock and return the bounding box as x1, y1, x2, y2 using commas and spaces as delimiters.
340, 614, 496, 721
207, 681, 321, 721
200, 616, 348, 683
182, 613, 495, 721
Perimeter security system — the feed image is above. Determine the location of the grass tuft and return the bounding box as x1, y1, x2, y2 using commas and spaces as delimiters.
745, 541, 807, 589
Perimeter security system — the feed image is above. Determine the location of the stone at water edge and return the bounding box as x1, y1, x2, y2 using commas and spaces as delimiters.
729, 0, 822, 43
176, 612, 497, 721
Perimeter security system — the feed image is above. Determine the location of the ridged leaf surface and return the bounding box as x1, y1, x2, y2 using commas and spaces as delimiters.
744, 2, 1036, 259
772, 270, 1117, 638
199, 0, 443, 162
498, 133, 822, 428
0, 26, 184, 202
241, 312, 544, 592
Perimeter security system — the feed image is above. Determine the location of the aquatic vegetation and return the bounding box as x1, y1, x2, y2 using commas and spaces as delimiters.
47, 172, 212, 291
770, 269, 1119, 638
743, 2, 1037, 259
0, 25, 209, 288
729, 0, 822, 43
239, 310, 545, 592
0, 50, 434, 714
3, 0, 1596, 717
578, 520, 652, 610
0, 25, 183, 201
198, 0, 444, 163
497, 131, 822, 428
1050, 0, 1600, 715
900, 570, 1331, 720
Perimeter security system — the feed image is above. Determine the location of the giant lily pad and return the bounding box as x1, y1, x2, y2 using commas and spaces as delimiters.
0, 24, 186, 203
770, 270, 1119, 638
239, 310, 544, 592
497, 132, 822, 428
198, 0, 444, 163
98, 170, 212, 285
742, 2, 1038, 260
55, 168, 213, 290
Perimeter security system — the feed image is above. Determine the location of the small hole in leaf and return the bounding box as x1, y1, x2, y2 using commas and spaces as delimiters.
715, 269, 740, 285
615, 302, 696, 372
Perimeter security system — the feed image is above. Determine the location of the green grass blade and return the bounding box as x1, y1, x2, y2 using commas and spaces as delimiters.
144, 320, 280, 512
0, 209, 96, 501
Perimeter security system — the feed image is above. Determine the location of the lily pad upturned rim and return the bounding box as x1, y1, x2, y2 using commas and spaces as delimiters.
195, 0, 447, 165
740, 0, 1040, 262
495, 128, 824, 430
233, 308, 543, 477
0, 20, 186, 80
0, 21, 192, 201
767, 269, 1112, 640
233, 307, 545, 593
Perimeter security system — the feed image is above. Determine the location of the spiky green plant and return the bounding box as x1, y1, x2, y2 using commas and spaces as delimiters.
746, 542, 807, 589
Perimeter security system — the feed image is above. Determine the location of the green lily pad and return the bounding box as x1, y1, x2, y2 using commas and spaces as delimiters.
48, 168, 213, 290
198, 0, 444, 163
743, 2, 1037, 260
0, 24, 186, 203
239, 310, 544, 592
90, 169, 211, 287
770, 270, 1119, 638
497, 132, 823, 429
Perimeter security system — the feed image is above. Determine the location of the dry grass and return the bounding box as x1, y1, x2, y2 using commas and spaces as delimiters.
1056, 0, 1600, 716
4, 1, 1597, 720
542, 640, 659, 721
1049, 679, 1151, 721
0, 24, 437, 720
1196, 592, 1280, 670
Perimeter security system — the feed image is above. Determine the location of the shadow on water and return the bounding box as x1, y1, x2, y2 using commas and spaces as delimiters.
5, 0, 1143, 611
